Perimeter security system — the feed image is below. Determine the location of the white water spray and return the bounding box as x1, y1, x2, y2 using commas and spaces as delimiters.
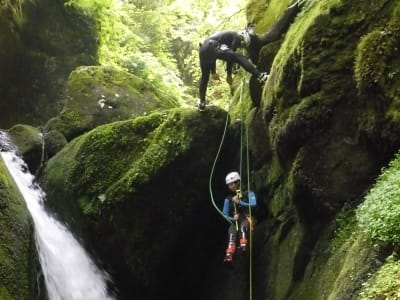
0, 132, 115, 300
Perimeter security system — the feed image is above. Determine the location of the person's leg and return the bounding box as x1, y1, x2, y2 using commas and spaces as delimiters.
239, 218, 250, 252
225, 224, 237, 261
219, 49, 268, 83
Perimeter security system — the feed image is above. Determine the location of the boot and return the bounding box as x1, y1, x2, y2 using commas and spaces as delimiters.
224, 242, 236, 263
257, 72, 268, 83
197, 99, 206, 110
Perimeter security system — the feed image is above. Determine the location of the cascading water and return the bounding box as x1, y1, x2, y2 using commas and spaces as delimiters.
0, 132, 115, 300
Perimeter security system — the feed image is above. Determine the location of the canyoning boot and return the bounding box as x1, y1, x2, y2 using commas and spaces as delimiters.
224, 242, 236, 264
224, 253, 233, 264
257, 72, 268, 84
197, 99, 206, 111
240, 238, 248, 255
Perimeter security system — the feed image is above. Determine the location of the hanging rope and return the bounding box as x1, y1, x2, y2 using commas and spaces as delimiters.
208, 77, 254, 300
246, 119, 254, 300
208, 91, 237, 225
238, 78, 254, 300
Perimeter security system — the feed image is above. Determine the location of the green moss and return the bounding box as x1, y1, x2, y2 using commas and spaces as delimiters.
0, 0, 98, 127
45, 66, 178, 141
354, 29, 400, 91
0, 157, 37, 299
246, 0, 293, 33
7, 124, 41, 154
267, 216, 307, 299
42, 107, 228, 297
288, 219, 377, 300
44, 107, 226, 215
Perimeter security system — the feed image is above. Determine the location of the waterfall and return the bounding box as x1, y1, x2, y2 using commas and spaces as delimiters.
0, 132, 115, 300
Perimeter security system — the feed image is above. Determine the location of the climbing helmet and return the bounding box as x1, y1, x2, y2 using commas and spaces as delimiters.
238, 30, 251, 47
225, 171, 241, 184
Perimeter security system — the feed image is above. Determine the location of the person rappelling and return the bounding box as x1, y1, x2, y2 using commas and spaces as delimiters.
196, 0, 304, 110
222, 171, 257, 263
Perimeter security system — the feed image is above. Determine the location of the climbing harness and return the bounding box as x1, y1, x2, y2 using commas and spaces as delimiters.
208, 77, 255, 300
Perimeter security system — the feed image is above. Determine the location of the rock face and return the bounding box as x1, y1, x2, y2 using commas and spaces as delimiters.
239, 0, 400, 299
0, 156, 38, 300
42, 107, 234, 299
0, 0, 97, 128
45, 66, 179, 141
7, 125, 43, 174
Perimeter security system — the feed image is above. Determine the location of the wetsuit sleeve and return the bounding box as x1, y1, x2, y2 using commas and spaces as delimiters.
238, 191, 257, 207
223, 198, 234, 221
230, 33, 242, 50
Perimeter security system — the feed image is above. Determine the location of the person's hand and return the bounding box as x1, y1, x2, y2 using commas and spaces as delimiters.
233, 214, 239, 221
226, 74, 233, 85
232, 195, 240, 204
212, 73, 221, 81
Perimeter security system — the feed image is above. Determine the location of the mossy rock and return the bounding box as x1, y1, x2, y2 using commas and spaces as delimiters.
43, 130, 67, 159
7, 124, 42, 174
42, 107, 232, 299
242, 0, 400, 299
0, 0, 98, 128
45, 66, 179, 140
0, 156, 38, 299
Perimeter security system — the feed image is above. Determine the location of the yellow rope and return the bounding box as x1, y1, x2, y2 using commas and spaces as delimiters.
239, 78, 253, 300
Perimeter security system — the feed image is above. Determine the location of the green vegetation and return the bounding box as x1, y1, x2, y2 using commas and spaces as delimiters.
45, 65, 177, 140
354, 3, 400, 91
357, 152, 400, 248
64, 0, 249, 107
359, 255, 400, 300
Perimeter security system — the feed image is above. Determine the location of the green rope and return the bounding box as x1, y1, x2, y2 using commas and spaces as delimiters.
208, 93, 237, 225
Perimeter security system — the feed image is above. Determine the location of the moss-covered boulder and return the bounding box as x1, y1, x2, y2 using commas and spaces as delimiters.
45, 66, 179, 141
0, 0, 97, 128
42, 107, 232, 299
0, 155, 38, 299
43, 130, 67, 159
7, 125, 42, 174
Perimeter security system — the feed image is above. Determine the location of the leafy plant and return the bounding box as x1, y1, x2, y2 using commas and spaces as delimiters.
65, 0, 248, 106
357, 151, 400, 248
359, 254, 400, 300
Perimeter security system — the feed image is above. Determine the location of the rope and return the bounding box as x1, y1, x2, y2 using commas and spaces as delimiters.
208, 78, 254, 300
246, 120, 253, 300
238, 78, 253, 300
208, 92, 237, 225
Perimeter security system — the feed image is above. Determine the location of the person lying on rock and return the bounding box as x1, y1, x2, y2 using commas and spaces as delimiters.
222, 171, 257, 263
197, 0, 304, 110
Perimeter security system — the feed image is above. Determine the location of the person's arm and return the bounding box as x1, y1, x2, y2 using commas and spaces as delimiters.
230, 33, 242, 50
238, 191, 257, 207
222, 198, 234, 221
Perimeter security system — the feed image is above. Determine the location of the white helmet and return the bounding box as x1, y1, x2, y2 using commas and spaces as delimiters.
238, 30, 251, 47
225, 171, 241, 184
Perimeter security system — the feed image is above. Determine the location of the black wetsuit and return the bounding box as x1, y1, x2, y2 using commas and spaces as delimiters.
198, 31, 263, 102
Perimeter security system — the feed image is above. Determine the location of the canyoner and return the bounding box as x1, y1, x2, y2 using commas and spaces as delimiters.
196, 0, 304, 110
208, 79, 257, 300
